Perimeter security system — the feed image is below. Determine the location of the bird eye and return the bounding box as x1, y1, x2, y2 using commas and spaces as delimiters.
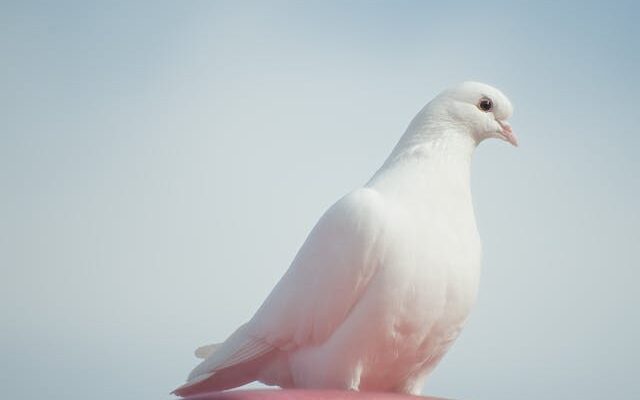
478, 97, 493, 112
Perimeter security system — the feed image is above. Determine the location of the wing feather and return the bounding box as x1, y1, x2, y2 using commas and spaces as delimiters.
181, 188, 388, 389
249, 187, 388, 348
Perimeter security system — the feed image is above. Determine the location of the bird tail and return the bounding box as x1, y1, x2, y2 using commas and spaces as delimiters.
172, 323, 277, 397
172, 350, 275, 397
194, 343, 220, 359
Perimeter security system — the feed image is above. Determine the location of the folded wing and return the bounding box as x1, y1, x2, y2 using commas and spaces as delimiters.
174, 188, 389, 396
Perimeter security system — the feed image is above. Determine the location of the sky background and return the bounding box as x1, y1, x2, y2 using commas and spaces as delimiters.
2, 1, 639, 399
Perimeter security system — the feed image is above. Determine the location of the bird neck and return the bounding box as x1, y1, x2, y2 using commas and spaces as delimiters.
388, 112, 478, 163
367, 119, 477, 198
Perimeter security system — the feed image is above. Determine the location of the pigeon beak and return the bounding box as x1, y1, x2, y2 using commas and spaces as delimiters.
497, 120, 518, 147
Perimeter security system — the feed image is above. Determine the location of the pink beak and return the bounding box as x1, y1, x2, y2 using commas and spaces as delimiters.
497, 120, 518, 147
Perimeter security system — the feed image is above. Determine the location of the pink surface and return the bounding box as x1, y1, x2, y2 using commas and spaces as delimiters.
182, 389, 448, 400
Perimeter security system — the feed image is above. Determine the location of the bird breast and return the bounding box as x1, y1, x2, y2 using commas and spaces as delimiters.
368, 192, 482, 362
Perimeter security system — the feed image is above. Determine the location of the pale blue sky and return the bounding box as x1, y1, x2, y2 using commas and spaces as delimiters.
1, 1, 639, 399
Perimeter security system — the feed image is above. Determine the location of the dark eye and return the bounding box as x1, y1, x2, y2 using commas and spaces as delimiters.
478, 97, 493, 112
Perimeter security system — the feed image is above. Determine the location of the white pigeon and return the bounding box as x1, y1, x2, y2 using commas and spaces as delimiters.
174, 81, 517, 397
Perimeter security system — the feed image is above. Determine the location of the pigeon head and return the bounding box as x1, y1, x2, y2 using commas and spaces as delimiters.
432, 81, 517, 147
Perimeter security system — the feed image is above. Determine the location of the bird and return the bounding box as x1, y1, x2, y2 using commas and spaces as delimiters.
173, 81, 517, 397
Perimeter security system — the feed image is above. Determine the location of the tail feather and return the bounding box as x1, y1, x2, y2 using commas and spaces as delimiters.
194, 343, 220, 359
173, 323, 281, 397
187, 331, 273, 382
172, 349, 276, 397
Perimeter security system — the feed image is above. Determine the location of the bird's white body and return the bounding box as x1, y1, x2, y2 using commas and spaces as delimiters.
175, 82, 515, 397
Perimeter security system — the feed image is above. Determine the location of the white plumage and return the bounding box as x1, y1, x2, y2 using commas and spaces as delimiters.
174, 81, 516, 397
